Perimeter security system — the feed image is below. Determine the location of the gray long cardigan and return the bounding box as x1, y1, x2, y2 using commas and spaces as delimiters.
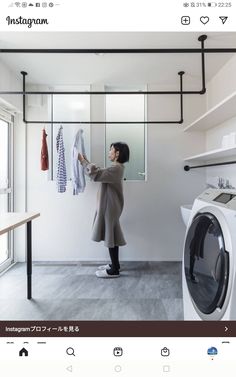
81, 160, 126, 248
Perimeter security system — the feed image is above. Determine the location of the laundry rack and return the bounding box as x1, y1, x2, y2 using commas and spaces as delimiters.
1, 34, 236, 170
2, 34, 235, 125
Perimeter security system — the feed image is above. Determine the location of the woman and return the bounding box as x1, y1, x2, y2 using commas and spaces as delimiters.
78, 142, 130, 278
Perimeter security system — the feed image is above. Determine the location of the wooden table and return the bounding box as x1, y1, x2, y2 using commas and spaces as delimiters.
0, 212, 40, 299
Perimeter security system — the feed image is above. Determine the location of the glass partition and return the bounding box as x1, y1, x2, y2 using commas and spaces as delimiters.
105, 87, 146, 181
51, 86, 91, 180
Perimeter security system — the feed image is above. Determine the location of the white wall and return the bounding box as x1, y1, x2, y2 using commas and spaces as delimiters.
206, 54, 236, 189
206, 55, 236, 109
0, 59, 22, 111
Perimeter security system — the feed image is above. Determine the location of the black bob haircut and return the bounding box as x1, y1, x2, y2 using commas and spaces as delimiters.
110, 142, 130, 164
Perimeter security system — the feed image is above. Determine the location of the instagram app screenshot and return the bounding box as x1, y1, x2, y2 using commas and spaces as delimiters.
0, 0, 236, 375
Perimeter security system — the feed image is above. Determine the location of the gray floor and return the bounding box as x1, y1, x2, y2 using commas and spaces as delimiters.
0, 262, 183, 320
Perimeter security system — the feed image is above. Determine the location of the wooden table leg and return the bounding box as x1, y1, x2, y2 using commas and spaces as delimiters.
26, 221, 32, 299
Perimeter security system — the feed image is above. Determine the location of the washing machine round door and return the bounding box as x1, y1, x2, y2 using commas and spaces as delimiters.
184, 212, 229, 315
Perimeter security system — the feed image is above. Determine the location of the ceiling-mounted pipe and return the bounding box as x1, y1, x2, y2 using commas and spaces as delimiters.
1, 48, 236, 53
21, 71, 185, 125
0, 35, 235, 124
0, 35, 209, 96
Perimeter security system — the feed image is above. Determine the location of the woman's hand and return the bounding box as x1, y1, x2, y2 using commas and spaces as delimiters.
83, 155, 89, 163
78, 153, 85, 162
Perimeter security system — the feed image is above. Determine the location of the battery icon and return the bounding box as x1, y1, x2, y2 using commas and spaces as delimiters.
208, 2, 217, 6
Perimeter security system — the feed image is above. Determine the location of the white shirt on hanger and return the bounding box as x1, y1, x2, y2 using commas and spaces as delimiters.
71, 128, 86, 195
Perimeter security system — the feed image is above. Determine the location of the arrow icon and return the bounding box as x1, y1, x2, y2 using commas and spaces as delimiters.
66, 365, 73, 373
225, 326, 228, 332
219, 16, 228, 24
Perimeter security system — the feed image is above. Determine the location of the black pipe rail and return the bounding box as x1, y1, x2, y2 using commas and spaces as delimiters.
20, 71, 185, 125
1, 35, 236, 124
0, 34, 208, 98
1, 47, 236, 53
184, 160, 236, 171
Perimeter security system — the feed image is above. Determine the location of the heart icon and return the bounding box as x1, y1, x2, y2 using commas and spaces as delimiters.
200, 16, 210, 25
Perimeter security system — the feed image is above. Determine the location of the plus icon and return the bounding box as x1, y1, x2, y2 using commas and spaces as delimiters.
181, 16, 191, 25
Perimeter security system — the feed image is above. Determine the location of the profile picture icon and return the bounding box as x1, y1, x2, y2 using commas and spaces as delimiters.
207, 347, 218, 356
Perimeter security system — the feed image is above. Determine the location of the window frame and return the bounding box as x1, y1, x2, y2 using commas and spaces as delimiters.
0, 109, 14, 274
104, 85, 148, 182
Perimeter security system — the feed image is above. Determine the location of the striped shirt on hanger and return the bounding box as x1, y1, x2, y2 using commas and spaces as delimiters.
56, 125, 67, 193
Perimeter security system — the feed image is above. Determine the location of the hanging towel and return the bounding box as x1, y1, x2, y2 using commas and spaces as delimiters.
71, 129, 86, 195
41, 128, 49, 171
56, 126, 67, 193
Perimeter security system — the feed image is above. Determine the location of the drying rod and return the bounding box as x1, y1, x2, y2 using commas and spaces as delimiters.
0, 35, 213, 96
1, 48, 236, 53
20, 71, 185, 124
0, 34, 236, 124
184, 160, 236, 171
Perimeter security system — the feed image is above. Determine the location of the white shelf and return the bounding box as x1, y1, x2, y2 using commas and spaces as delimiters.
184, 91, 236, 132
184, 145, 236, 162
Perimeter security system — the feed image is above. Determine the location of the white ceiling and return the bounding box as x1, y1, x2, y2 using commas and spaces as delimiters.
0, 32, 236, 88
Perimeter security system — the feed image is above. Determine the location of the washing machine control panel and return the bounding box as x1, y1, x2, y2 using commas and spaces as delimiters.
198, 189, 236, 210
214, 192, 236, 204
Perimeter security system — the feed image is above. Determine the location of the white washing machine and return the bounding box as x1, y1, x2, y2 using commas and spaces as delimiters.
182, 188, 236, 320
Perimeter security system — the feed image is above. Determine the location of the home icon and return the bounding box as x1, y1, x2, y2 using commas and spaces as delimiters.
19, 348, 28, 357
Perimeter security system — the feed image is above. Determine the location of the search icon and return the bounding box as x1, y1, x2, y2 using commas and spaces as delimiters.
66, 347, 75, 356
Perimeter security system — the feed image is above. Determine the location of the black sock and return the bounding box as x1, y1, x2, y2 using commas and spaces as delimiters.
107, 246, 120, 274
109, 263, 120, 269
